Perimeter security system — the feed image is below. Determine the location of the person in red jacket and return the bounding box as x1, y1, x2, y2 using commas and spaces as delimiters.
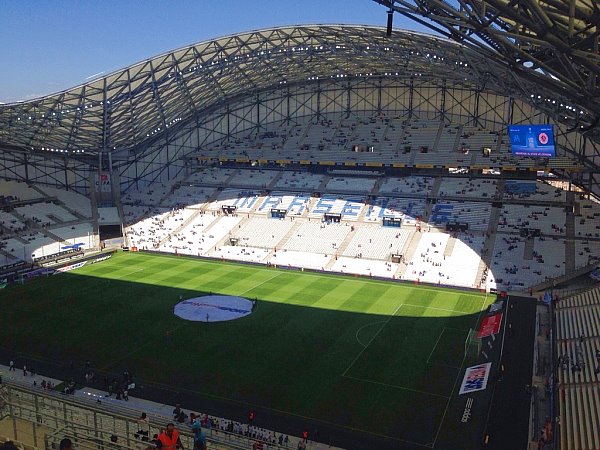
157, 423, 184, 450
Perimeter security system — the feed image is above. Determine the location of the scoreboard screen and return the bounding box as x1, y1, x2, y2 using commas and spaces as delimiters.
508, 124, 556, 157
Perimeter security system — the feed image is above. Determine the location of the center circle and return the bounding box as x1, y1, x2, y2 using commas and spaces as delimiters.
174, 295, 254, 322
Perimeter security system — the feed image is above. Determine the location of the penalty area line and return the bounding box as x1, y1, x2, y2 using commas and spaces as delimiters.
355, 321, 388, 347
342, 302, 403, 377
342, 374, 450, 400
426, 327, 446, 365
403, 303, 474, 315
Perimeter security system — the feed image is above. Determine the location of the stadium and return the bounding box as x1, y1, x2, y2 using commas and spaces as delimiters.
0, 2, 599, 450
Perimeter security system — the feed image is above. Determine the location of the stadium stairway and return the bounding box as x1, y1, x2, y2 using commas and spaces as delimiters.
316, 175, 330, 193
451, 124, 464, 152
432, 121, 444, 152
369, 177, 385, 196
468, 150, 478, 166
523, 237, 535, 261
248, 195, 267, 214
324, 226, 356, 270
408, 150, 417, 167
379, 118, 392, 144
296, 122, 311, 149
392, 121, 409, 154
443, 235, 456, 257
201, 187, 226, 212
495, 178, 506, 199
301, 197, 318, 218
270, 220, 303, 253
394, 229, 420, 278
356, 199, 370, 222
565, 191, 576, 273
88, 179, 100, 237
266, 171, 284, 190
474, 204, 502, 288
110, 173, 126, 232
196, 214, 228, 237
422, 176, 442, 219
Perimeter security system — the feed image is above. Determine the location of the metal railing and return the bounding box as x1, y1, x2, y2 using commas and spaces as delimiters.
0, 380, 294, 450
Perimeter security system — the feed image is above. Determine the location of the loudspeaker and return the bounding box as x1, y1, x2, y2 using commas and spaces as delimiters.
386, 10, 393, 36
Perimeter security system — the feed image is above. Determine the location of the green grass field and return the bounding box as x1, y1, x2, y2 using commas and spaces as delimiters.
0, 251, 491, 447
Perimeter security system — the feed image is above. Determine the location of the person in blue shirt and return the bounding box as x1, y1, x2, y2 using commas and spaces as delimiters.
191, 422, 206, 450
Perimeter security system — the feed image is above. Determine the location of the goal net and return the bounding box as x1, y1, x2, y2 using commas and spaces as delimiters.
464, 328, 482, 359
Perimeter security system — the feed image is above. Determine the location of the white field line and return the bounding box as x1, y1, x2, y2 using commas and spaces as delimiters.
342, 302, 403, 376
355, 321, 388, 347
109, 267, 144, 279
343, 374, 450, 400
237, 271, 284, 296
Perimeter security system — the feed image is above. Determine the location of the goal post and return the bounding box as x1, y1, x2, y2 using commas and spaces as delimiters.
464, 328, 482, 359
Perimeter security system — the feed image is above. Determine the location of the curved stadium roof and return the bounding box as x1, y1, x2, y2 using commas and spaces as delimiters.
0, 24, 594, 157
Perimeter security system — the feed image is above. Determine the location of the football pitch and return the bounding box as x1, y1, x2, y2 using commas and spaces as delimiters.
0, 251, 492, 448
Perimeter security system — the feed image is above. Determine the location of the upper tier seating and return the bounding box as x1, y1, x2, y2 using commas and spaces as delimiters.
187, 167, 235, 185
430, 201, 491, 231
163, 185, 215, 208
438, 178, 497, 198
378, 176, 434, 195
122, 182, 175, 206
230, 169, 279, 188
575, 199, 600, 238
274, 171, 325, 191
498, 205, 566, 235
325, 177, 377, 194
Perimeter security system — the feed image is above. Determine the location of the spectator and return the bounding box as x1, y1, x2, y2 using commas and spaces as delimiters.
173, 404, 183, 420
59, 438, 72, 450
0, 442, 18, 450
135, 412, 150, 441
191, 422, 206, 450
157, 423, 184, 450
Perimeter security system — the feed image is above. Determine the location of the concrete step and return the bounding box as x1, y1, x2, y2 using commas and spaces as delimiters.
523, 236, 535, 261
443, 235, 456, 257
394, 230, 421, 278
